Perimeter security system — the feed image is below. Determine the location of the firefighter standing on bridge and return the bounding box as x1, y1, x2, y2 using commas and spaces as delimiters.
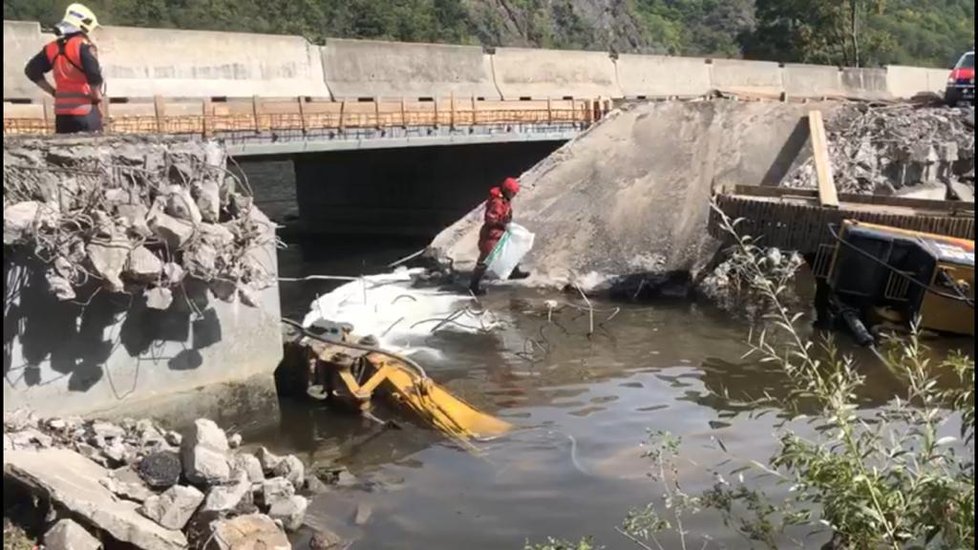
24, 3, 105, 134
469, 177, 531, 295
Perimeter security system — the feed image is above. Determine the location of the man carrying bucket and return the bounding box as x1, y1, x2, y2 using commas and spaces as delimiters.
469, 177, 530, 295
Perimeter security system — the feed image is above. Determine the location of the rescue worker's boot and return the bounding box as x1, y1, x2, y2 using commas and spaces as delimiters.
469, 265, 488, 296
510, 264, 531, 280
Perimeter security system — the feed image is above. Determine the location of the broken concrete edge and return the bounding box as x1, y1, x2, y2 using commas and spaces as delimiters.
2, 135, 279, 312
3, 409, 356, 549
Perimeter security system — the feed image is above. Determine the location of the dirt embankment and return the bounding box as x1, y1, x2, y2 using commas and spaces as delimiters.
429, 99, 844, 290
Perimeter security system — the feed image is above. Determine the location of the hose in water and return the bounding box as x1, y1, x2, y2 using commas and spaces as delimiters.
281, 317, 428, 380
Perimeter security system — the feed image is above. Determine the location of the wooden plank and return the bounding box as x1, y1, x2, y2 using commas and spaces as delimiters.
808, 110, 838, 208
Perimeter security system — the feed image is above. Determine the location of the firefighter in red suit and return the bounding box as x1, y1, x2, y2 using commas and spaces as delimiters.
469, 177, 530, 295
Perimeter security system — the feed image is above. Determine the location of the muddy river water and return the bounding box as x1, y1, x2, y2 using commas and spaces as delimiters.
246, 240, 973, 550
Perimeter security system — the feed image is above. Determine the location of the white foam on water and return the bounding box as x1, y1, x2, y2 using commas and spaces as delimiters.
302, 267, 501, 356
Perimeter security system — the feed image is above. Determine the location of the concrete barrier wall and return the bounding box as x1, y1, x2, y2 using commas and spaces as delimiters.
710, 59, 784, 97
615, 54, 711, 98
2, 19, 952, 105
3, 21, 53, 100
842, 68, 889, 100
886, 65, 945, 98
491, 47, 620, 99
96, 26, 329, 98
321, 38, 499, 100
783, 63, 843, 97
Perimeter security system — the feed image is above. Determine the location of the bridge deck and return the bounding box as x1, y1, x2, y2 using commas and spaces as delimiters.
709, 186, 974, 253
3, 95, 608, 154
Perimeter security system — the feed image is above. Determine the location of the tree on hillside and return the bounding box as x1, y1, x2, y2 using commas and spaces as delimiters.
745, 0, 895, 66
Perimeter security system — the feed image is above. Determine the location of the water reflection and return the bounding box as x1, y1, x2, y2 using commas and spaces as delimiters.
267, 243, 972, 549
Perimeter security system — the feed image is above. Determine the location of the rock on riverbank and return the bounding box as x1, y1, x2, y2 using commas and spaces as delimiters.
3, 409, 343, 549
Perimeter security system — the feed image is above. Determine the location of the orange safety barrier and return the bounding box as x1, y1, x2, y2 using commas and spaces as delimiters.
3, 95, 614, 137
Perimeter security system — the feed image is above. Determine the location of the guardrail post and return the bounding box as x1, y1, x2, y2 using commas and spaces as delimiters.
202, 98, 212, 138
374, 97, 381, 130
153, 95, 165, 133
297, 97, 307, 134
547, 97, 553, 125
400, 97, 407, 129
433, 98, 439, 129
42, 97, 54, 133
450, 92, 456, 130
470, 96, 477, 125
252, 95, 261, 134
339, 100, 346, 131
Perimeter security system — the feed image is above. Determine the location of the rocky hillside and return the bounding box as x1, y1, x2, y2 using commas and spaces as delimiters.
4, 0, 971, 67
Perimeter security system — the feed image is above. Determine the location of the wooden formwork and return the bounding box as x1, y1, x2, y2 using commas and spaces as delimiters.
2, 95, 611, 137
709, 186, 975, 253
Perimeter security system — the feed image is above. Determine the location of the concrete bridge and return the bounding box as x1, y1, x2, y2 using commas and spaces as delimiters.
2, 20, 953, 237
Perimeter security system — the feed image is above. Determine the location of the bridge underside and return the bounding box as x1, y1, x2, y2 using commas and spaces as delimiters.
235, 139, 566, 239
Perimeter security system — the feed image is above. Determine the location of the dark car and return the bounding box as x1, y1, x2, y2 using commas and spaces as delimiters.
946, 50, 975, 106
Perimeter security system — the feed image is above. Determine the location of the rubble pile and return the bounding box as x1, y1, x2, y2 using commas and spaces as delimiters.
781, 105, 975, 196
3, 409, 348, 549
2, 135, 277, 308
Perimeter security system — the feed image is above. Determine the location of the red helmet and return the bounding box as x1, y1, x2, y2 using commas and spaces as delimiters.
501, 177, 520, 195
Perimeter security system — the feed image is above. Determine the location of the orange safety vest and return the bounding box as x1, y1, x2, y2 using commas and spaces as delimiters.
44, 35, 95, 116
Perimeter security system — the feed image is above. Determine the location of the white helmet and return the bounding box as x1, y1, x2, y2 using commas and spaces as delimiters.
60, 3, 99, 35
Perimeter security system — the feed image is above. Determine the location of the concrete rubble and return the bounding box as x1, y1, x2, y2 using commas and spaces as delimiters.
429, 99, 846, 292
2, 135, 277, 308
781, 105, 975, 198
2, 408, 348, 549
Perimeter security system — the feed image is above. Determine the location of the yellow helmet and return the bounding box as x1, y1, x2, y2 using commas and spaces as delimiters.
61, 3, 99, 34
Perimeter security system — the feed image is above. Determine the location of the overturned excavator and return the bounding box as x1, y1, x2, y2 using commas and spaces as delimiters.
280, 318, 512, 448
710, 186, 975, 344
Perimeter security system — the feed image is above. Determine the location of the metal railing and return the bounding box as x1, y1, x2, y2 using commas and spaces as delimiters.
3, 96, 612, 138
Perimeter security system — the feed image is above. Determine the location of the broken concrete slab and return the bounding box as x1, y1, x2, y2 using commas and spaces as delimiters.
149, 211, 195, 250
3, 448, 187, 550
164, 185, 203, 224
255, 447, 283, 473
272, 455, 305, 490
259, 477, 294, 510
267, 494, 308, 532
195, 180, 221, 223
201, 470, 251, 514
44, 518, 102, 550
145, 287, 174, 311
206, 514, 290, 550
126, 246, 164, 283
233, 453, 265, 484
139, 484, 205, 530
101, 466, 154, 503
180, 419, 231, 486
